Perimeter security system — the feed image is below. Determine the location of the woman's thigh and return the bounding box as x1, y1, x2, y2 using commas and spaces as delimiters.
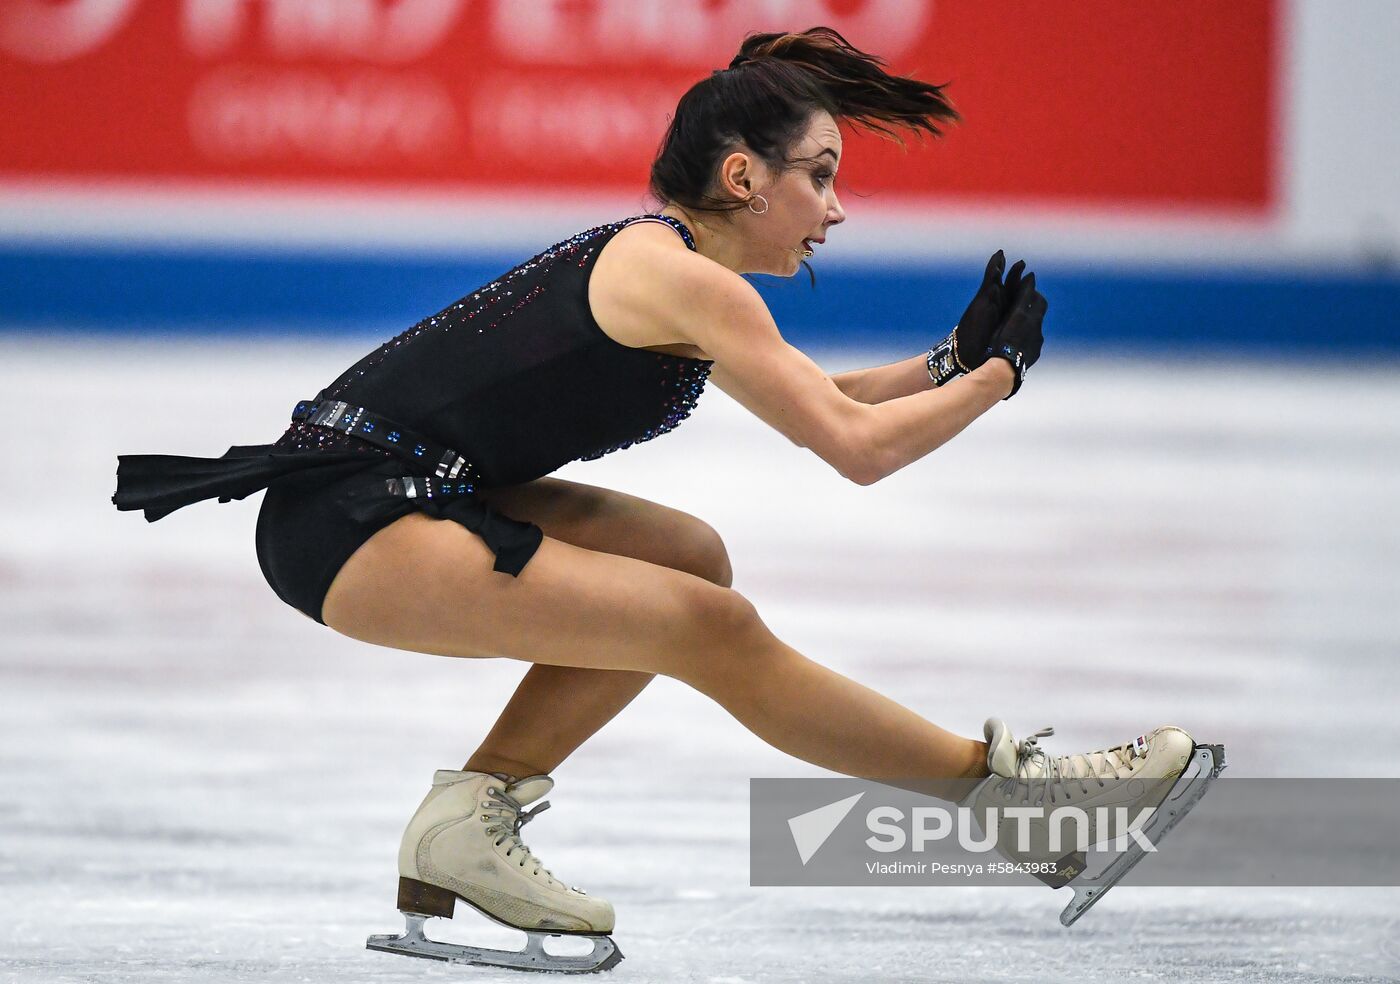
475, 477, 732, 586
319, 512, 764, 686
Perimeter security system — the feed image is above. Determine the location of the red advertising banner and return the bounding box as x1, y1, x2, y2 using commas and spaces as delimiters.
2, 0, 1276, 210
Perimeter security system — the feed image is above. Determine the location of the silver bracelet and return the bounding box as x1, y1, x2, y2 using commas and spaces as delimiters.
925, 329, 961, 387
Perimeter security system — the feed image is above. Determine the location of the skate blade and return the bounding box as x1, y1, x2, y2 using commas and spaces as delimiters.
1059, 743, 1227, 927
367, 912, 624, 974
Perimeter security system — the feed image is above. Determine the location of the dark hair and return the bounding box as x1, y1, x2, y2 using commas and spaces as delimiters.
648, 26, 960, 213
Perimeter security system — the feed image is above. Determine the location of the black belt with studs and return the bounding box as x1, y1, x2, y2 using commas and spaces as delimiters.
291, 396, 480, 500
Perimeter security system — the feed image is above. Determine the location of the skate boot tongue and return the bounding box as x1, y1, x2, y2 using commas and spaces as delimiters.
430, 770, 555, 808
982, 718, 1053, 779
501, 774, 553, 807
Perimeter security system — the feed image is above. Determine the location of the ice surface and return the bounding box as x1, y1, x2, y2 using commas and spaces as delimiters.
2, 337, 1398, 983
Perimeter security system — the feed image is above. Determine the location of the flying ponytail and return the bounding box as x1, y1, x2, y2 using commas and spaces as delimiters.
727, 27, 959, 143
650, 26, 960, 212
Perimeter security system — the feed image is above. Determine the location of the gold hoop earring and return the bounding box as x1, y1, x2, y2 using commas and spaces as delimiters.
746, 194, 769, 215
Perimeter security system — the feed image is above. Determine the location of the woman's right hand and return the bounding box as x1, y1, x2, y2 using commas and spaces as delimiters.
985, 274, 1047, 399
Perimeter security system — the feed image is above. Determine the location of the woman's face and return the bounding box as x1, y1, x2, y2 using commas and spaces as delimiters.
727, 110, 847, 276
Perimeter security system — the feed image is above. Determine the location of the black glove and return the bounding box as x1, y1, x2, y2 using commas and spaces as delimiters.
953, 250, 1013, 372
1000, 257, 1027, 310
927, 251, 1027, 386
985, 273, 1046, 400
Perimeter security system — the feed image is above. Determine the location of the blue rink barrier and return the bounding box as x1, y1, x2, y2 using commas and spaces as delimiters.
1, 243, 1397, 354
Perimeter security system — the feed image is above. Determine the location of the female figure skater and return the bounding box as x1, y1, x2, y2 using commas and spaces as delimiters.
114, 28, 1221, 974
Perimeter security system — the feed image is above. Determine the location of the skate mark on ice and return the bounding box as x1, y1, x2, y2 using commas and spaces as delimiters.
668, 895, 763, 945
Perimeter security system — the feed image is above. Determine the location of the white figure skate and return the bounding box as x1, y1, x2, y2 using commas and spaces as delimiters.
366, 770, 622, 973
964, 719, 1226, 926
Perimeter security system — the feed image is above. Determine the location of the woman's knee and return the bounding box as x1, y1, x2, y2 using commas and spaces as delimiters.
663, 582, 770, 686
675, 518, 733, 588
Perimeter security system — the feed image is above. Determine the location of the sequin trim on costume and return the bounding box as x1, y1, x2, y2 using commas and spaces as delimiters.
317, 214, 700, 401
274, 214, 712, 464
572, 215, 712, 462
273, 420, 395, 457
576, 357, 713, 462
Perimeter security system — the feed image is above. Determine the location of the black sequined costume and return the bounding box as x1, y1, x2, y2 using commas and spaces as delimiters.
112, 215, 713, 623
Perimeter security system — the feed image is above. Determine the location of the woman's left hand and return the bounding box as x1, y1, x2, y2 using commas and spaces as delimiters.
953, 251, 1026, 372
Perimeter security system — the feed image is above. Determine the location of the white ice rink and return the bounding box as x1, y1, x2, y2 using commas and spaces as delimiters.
2, 336, 1398, 983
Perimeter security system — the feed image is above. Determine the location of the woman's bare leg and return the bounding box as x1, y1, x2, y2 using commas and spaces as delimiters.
465, 663, 656, 778
322, 513, 989, 792
458, 478, 736, 778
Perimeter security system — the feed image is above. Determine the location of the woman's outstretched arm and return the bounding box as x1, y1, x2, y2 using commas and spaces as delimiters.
676, 277, 1013, 484
829, 352, 938, 404
597, 237, 1016, 486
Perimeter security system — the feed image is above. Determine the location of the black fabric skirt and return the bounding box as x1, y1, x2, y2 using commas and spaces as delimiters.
113, 445, 545, 624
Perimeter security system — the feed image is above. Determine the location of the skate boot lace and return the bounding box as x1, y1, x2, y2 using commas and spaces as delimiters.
997, 727, 1143, 805
480, 784, 557, 882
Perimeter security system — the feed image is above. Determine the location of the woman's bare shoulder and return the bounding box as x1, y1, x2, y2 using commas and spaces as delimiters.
587, 221, 742, 359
